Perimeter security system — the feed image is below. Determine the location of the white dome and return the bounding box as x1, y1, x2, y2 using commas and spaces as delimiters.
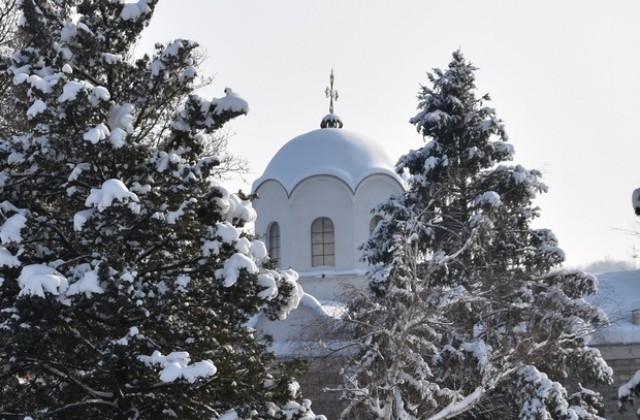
253, 128, 403, 195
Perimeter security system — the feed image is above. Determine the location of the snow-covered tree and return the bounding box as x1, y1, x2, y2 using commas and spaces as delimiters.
618, 370, 640, 417
341, 51, 612, 419
0, 1, 322, 418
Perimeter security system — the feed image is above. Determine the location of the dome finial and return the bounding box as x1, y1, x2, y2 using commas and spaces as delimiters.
321, 69, 343, 129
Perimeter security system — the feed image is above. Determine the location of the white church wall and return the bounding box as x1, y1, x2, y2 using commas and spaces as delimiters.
252, 179, 289, 264
254, 174, 403, 276
288, 176, 355, 272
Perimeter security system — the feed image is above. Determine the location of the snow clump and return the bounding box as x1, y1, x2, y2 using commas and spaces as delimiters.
85, 179, 139, 212
212, 88, 249, 115
138, 350, 217, 383
272, 269, 303, 319
1, 214, 27, 244
73, 209, 95, 231
476, 191, 501, 208
108, 103, 134, 132
58, 80, 87, 102
250, 240, 268, 260
257, 274, 278, 300
26, 100, 47, 119
0, 247, 19, 268
619, 369, 640, 406
83, 123, 110, 144
219, 191, 256, 224
66, 268, 103, 297
68, 162, 91, 182
120, 0, 152, 21
107, 103, 134, 148
17, 264, 68, 297
215, 253, 258, 287
114, 326, 141, 346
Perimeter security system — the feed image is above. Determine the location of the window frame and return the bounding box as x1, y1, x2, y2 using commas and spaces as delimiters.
369, 215, 383, 237
267, 222, 280, 265
311, 217, 335, 267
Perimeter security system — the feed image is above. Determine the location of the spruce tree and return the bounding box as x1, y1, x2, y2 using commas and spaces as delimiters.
0, 1, 321, 418
341, 51, 612, 419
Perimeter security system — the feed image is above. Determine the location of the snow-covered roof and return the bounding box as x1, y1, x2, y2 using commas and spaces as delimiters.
587, 270, 640, 345
252, 128, 404, 195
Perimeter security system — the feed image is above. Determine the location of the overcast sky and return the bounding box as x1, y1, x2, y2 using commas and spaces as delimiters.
137, 0, 640, 268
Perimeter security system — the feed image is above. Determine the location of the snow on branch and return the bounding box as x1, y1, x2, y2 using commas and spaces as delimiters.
0, 247, 20, 268
215, 253, 258, 287
83, 124, 110, 144
0, 210, 27, 268
138, 350, 217, 383
1, 213, 26, 244
427, 387, 484, 420
618, 369, 640, 416
475, 191, 501, 209
119, 0, 152, 21
85, 179, 139, 212
212, 88, 249, 116
17, 264, 68, 297
26, 99, 47, 119
66, 268, 104, 297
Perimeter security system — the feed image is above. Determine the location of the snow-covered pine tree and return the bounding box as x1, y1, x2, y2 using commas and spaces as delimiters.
341, 51, 612, 419
0, 1, 322, 418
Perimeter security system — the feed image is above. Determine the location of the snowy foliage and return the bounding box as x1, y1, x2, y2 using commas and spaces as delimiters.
341, 51, 611, 419
0, 1, 322, 418
618, 369, 640, 417
17, 264, 68, 298
85, 178, 140, 212
137, 350, 217, 384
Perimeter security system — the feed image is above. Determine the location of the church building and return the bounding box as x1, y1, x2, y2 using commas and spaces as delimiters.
250, 73, 404, 415
251, 72, 404, 348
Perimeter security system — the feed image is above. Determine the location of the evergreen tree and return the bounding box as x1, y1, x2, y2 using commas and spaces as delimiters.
0, 1, 322, 418
341, 51, 612, 419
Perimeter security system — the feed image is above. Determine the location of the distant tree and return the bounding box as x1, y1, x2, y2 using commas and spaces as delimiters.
0, 1, 322, 418
583, 258, 635, 274
0, 0, 18, 47
0, 0, 25, 138
341, 51, 612, 419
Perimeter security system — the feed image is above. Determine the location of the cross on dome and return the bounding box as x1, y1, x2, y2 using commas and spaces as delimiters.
325, 69, 338, 114
320, 69, 344, 129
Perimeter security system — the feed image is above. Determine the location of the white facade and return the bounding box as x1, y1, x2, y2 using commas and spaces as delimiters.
251, 125, 404, 350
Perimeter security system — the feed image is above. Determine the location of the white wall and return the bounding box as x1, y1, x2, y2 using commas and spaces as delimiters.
254, 174, 403, 273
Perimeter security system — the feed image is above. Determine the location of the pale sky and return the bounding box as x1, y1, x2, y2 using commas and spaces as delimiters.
137, 1, 640, 268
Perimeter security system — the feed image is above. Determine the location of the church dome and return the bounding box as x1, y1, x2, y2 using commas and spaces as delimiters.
252, 127, 403, 195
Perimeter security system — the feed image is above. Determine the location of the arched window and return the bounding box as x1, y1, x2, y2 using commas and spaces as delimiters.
267, 222, 280, 264
311, 217, 335, 267
369, 215, 383, 236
